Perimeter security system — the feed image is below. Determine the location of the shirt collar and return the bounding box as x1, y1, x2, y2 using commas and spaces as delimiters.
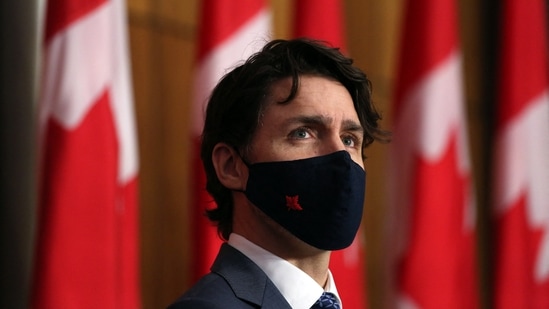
228, 233, 342, 309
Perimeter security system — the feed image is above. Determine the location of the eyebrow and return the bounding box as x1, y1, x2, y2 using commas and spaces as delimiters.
284, 115, 364, 134
342, 119, 364, 134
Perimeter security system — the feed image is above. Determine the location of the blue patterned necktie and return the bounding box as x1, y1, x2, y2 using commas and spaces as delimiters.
310, 292, 341, 309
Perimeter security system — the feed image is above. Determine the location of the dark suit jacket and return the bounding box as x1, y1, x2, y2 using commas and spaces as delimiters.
167, 243, 292, 309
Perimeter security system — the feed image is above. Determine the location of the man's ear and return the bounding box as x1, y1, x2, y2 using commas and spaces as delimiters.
211, 143, 248, 191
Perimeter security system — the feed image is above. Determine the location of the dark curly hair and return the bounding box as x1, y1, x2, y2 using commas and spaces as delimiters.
200, 38, 389, 240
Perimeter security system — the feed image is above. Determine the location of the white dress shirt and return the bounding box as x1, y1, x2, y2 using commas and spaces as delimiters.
228, 233, 343, 309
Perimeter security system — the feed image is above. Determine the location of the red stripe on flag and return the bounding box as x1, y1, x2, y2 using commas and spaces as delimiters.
390, 0, 478, 308
45, 0, 107, 42
393, 0, 458, 116
118, 177, 141, 309
496, 0, 549, 128
191, 0, 270, 281
493, 0, 549, 307
34, 90, 122, 308
197, 0, 266, 62
293, 0, 346, 50
34, 1, 140, 306
190, 137, 220, 281
495, 195, 549, 308
399, 133, 477, 308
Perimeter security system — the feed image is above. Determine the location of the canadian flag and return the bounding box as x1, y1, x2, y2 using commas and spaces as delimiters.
388, 0, 478, 308
493, 0, 549, 308
292, 1, 368, 308
190, 0, 271, 280
32, 0, 140, 308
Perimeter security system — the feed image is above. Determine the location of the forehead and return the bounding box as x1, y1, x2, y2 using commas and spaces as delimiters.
263, 75, 358, 117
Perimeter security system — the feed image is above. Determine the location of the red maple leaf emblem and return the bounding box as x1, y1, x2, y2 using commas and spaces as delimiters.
285, 195, 302, 211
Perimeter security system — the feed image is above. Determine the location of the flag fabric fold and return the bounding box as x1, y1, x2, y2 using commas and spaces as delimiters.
190, 0, 271, 281
388, 0, 478, 308
493, 0, 549, 308
32, 0, 140, 308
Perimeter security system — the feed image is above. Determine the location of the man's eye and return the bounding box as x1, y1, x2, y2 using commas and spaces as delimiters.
289, 128, 310, 139
342, 135, 356, 147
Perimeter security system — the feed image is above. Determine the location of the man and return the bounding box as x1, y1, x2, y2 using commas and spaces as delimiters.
169, 38, 388, 309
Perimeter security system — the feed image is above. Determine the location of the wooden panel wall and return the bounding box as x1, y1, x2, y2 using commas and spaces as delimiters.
127, 1, 486, 308
345, 2, 401, 307
128, 1, 197, 307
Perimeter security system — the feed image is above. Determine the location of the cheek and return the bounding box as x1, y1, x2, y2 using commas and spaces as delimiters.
351, 155, 365, 169
247, 138, 280, 163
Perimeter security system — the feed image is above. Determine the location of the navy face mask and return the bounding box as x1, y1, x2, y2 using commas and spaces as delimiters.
243, 150, 366, 250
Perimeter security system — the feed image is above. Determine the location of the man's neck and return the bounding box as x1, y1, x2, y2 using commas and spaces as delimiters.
232, 196, 331, 286
238, 229, 331, 286
286, 255, 330, 288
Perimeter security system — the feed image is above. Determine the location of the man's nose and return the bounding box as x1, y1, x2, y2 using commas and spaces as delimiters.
323, 134, 346, 154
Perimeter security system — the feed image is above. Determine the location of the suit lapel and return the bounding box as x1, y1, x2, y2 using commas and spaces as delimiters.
211, 243, 292, 309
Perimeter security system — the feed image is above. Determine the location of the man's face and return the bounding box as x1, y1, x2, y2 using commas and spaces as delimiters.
247, 75, 365, 168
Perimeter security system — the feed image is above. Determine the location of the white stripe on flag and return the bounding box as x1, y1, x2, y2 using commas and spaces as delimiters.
191, 8, 272, 135
495, 90, 549, 282
538, 229, 549, 282
40, 3, 112, 131
393, 51, 475, 233
495, 91, 549, 214
110, 0, 138, 182
398, 51, 469, 170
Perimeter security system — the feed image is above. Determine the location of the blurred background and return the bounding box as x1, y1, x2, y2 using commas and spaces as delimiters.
2, 0, 548, 308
